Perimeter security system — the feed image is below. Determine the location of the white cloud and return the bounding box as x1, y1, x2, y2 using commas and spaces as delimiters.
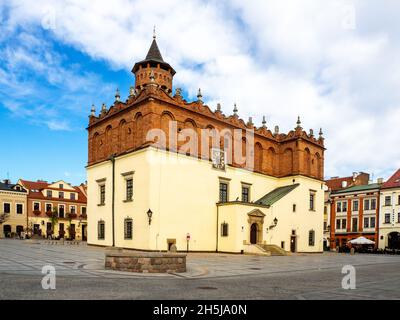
1, 0, 400, 179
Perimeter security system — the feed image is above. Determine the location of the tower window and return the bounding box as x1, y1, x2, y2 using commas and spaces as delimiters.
221, 223, 229, 237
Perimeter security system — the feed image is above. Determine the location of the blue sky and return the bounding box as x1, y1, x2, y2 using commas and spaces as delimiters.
0, 0, 399, 185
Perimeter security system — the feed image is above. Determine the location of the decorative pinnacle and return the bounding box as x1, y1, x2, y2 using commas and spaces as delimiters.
153, 25, 156, 39
309, 129, 314, 137
197, 88, 203, 102
175, 87, 182, 97
319, 128, 324, 137
90, 104, 95, 116
274, 125, 280, 135
129, 86, 135, 97
115, 88, 120, 102
233, 103, 238, 115
248, 117, 253, 126
262, 116, 267, 128
216, 103, 221, 112
101, 103, 107, 113
296, 116, 301, 128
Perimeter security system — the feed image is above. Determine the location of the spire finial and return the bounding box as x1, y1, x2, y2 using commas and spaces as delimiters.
129, 86, 135, 98
197, 88, 203, 102
216, 103, 221, 112
115, 88, 120, 102
233, 103, 238, 115
296, 116, 301, 128
262, 116, 267, 128
319, 128, 324, 137
153, 25, 156, 39
101, 103, 107, 113
90, 104, 96, 116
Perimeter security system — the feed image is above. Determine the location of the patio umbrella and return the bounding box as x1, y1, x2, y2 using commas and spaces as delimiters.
348, 237, 375, 245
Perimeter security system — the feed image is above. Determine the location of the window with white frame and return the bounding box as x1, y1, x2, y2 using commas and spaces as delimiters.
364, 217, 369, 228
336, 201, 347, 213
364, 199, 370, 211
385, 213, 391, 224
45, 203, 52, 213
352, 218, 358, 232
33, 202, 40, 211
371, 198, 377, 210
16, 204, 23, 214
99, 185, 105, 205
342, 218, 347, 229
385, 196, 391, 206
370, 217, 376, 228
352, 200, 359, 212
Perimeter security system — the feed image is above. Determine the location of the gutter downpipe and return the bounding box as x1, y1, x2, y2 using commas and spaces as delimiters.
110, 154, 116, 247
216, 204, 219, 252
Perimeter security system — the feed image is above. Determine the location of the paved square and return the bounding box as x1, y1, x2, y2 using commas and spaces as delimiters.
1, 239, 400, 299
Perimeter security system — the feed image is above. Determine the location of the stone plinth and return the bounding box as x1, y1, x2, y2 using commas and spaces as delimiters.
105, 252, 186, 273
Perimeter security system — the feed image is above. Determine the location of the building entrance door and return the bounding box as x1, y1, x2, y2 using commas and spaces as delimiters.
290, 236, 296, 253
82, 225, 87, 241
250, 223, 258, 244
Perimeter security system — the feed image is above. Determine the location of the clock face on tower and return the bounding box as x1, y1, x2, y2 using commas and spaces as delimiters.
211, 148, 226, 171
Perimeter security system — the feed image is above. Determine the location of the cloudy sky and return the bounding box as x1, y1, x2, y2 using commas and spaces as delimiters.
0, 0, 399, 185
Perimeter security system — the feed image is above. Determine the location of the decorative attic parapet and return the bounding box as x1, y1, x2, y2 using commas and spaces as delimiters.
87, 84, 325, 148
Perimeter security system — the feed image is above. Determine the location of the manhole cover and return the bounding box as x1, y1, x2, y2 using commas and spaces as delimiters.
197, 286, 218, 290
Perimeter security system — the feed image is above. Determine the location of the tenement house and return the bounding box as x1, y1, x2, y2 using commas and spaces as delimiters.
18, 179, 87, 240
0, 179, 28, 238
379, 169, 400, 249
86, 35, 326, 254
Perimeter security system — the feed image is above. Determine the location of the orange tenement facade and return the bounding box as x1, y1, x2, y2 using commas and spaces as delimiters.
87, 37, 325, 180
329, 189, 380, 249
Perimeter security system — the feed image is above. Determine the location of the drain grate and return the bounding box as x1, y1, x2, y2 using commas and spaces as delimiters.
197, 286, 218, 290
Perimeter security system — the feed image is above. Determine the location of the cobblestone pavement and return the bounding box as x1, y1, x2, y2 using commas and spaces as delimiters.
1, 239, 400, 299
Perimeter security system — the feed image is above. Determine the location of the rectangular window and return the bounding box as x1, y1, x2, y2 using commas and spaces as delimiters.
47, 190, 52, 198
342, 201, 347, 212
364, 217, 369, 228
385, 213, 391, 224
16, 204, 23, 214
370, 217, 376, 228
82, 207, 87, 215
323, 222, 327, 231
70, 193, 76, 200
352, 218, 358, 232
124, 219, 133, 240
324, 206, 327, 214
309, 230, 315, 246
309, 193, 315, 211
98, 221, 105, 240
3, 203, 10, 214
352, 200, 359, 212
46, 204, 52, 213
336, 202, 342, 213
221, 223, 229, 237
293, 204, 297, 213
241, 186, 250, 203
59, 205, 65, 218
219, 182, 228, 203
33, 202, 40, 211
342, 219, 347, 230
59, 184, 63, 189
336, 219, 341, 230
371, 198, 377, 210
364, 199, 370, 211
99, 185, 106, 205
70, 206, 76, 214
126, 179, 133, 201
385, 196, 391, 206
59, 192, 64, 199
281, 241, 285, 249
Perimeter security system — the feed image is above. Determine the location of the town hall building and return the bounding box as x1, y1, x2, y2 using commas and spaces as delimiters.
86, 35, 326, 254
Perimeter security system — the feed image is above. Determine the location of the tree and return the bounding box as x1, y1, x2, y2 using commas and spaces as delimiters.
49, 208, 59, 238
